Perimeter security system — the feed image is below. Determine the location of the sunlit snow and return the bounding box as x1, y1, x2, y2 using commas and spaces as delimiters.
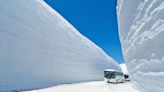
0, 0, 120, 91
117, 0, 164, 92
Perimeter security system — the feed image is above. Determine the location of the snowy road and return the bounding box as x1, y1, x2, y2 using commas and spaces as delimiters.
25, 81, 139, 92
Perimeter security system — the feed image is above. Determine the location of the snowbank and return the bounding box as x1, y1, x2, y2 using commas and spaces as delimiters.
120, 63, 128, 74
117, 0, 164, 92
0, 0, 120, 91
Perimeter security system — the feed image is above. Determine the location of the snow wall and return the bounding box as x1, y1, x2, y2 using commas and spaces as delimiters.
117, 0, 164, 92
0, 0, 120, 91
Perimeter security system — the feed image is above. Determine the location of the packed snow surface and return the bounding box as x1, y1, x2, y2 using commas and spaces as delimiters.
0, 0, 120, 91
24, 81, 139, 92
117, 0, 164, 92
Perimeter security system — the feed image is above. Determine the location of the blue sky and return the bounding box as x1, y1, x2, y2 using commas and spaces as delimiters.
45, 0, 124, 64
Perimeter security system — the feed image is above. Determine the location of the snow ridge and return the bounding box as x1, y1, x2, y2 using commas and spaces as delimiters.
0, 0, 120, 91
117, 0, 164, 92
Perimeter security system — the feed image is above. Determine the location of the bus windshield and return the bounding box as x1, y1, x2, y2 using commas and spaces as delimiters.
104, 71, 115, 79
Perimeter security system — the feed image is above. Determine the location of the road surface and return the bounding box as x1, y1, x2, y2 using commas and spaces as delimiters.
25, 81, 139, 92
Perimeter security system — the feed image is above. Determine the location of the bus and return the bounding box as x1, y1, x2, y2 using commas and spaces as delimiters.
104, 69, 124, 83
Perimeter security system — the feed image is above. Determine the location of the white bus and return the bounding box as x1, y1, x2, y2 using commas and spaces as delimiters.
104, 69, 124, 83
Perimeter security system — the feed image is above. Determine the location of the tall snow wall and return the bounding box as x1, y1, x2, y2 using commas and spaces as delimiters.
0, 0, 120, 91
117, 0, 164, 92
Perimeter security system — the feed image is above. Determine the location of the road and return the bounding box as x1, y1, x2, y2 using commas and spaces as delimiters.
25, 81, 139, 92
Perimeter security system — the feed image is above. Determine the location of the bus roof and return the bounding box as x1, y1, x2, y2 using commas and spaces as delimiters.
105, 69, 121, 72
